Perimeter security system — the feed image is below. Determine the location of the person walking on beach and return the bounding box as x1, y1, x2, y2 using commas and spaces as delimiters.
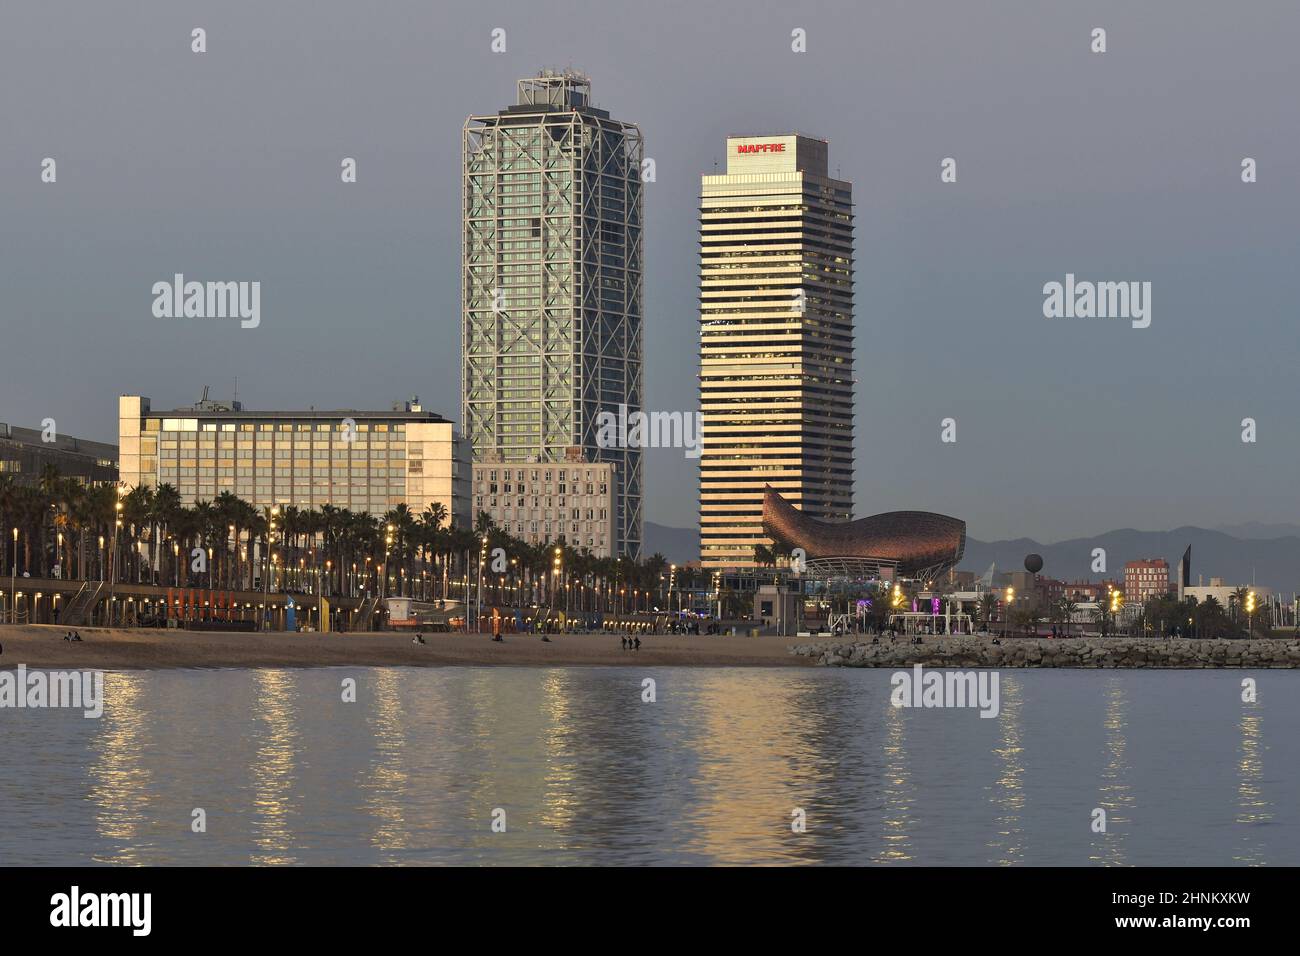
621, 636, 628, 650
634, 635, 641, 651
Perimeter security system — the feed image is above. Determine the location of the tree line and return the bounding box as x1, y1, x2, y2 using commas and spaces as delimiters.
0, 467, 701, 614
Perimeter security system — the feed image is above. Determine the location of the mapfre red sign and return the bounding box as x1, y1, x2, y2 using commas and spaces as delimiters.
736, 142, 786, 154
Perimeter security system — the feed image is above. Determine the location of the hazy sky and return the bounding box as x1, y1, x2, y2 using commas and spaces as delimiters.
3, 1, 1297, 542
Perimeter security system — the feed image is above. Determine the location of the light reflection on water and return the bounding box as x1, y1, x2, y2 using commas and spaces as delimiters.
1235, 702, 1270, 866
86, 673, 153, 865
0, 667, 1295, 866
877, 703, 913, 863
1089, 677, 1133, 866
250, 670, 298, 865
987, 674, 1024, 866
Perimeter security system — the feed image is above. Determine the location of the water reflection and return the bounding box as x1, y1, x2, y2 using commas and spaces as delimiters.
1089, 677, 1132, 866
537, 669, 581, 835
1234, 703, 1270, 866
5, 667, 1296, 865
249, 670, 298, 864
876, 702, 913, 862
364, 669, 412, 856
679, 672, 820, 864
87, 673, 152, 864
986, 673, 1024, 865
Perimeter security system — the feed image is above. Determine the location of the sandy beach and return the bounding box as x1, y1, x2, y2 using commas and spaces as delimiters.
0, 624, 814, 670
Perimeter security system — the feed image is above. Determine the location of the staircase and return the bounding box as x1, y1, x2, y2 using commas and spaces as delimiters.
61, 581, 106, 626
351, 596, 380, 631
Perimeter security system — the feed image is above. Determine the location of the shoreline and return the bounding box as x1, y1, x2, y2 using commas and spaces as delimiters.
0, 624, 814, 671
6, 626, 1299, 671
791, 635, 1300, 668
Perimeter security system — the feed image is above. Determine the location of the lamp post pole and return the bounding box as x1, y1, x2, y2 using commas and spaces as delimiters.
10, 527, 17, 625
550, 546, 562, 631
263, 506, 279, 631
477, 535, 487, 633
109, 491, 124, 626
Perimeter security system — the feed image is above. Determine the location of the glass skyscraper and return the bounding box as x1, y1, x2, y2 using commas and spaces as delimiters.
462, 70, 644, 558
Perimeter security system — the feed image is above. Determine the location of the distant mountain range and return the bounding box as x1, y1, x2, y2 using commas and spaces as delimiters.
644, 521, 697, 564
644, 521, 1300, 593
1212, 522, 1300, 540
960, 527, 1299, 593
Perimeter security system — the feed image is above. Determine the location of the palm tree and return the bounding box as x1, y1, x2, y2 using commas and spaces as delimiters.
37, 464, 64, 576
383, 503, 418, 596
121, 485, 154, 583
15, 486, 47, 575
1230, 586, 1250, 625
1091, 601, 1114, 637
1058, 597, 1079, 637
85, 484, 117, 580
978, 592, 998, 633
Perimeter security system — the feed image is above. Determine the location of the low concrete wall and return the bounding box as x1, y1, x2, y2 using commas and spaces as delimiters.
789, 636, 1300, 668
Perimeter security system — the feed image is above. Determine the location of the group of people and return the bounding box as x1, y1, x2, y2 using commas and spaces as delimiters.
62, 631, 84, 642
621, 634, 642, 650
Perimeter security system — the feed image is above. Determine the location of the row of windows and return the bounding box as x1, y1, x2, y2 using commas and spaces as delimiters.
150, 419, 405, 433
480, 509, 608, 526
495, 520, 603, 537
482, 469, 605, 482
478, 496, 590, 509
482, 483, 606, 496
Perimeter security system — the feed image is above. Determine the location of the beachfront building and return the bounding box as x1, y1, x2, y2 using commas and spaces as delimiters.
699, 134, 855, 570
1124, 558, 1171, 603
462, 69, 644, 558
473, 447, 617, 557
0, 421, 118, 487
1183, 578, 1273, 610
117, 394, 470, 525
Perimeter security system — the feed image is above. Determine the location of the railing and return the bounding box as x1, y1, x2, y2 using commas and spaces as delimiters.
350, 596, 379, 632
60, 580, 105, 626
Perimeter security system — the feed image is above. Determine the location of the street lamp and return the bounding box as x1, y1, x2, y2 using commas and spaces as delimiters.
477, 534, 488, 632
384, 527, 394, 599
551, 546, 562, 629
1004, 586, 1015, 639
262, 506, 279, 629
109, 488, 125, 624
9, 527, 17, 624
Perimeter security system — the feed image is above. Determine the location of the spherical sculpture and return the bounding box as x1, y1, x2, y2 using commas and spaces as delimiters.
1024, 553, 1044, 574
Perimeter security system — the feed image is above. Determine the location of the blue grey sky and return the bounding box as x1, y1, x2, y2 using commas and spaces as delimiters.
2, 0, 1297, 542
